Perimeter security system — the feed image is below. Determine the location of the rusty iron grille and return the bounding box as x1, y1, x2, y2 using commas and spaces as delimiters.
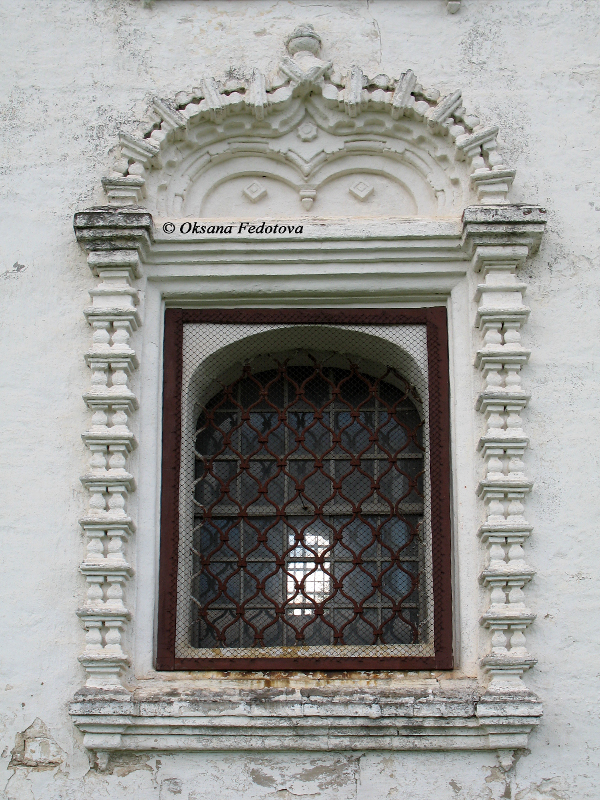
158, 310, 452, 671
192, 356, 425, 651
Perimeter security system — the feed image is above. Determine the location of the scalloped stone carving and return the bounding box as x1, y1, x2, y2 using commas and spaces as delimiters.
104, 25, 514, 219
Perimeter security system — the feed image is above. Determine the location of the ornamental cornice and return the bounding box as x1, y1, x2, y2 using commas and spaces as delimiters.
79, 516, 136, 534
73, 207, 153, 252
478, 433, 529, 446
479, 521, 533, 536
462, 206, 546, 255
88, 25, 532, 218
81, 432, 136, 451
79, 562, 133, 577
481, 609, 536, 625
477, 478, 533, 494
475, 349, 530, 369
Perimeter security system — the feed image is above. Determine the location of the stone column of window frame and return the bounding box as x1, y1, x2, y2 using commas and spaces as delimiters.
463, 206, 546, 687
74, 209, 153, 692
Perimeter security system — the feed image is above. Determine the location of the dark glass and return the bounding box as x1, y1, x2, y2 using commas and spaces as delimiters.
191, 359, 424, 649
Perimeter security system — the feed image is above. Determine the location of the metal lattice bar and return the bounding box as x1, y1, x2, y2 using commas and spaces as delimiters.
190, 356, 424, 650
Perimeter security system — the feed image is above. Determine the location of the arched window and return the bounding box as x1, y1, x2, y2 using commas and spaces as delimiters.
192, 355, 424, 652
157, 309, 452, 671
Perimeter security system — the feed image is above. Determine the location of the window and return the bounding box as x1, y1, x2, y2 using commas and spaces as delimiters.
157, 309, 452, 670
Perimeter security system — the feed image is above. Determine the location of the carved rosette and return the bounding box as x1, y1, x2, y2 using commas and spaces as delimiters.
74, 208, 152, 691
463, 206, 547, 686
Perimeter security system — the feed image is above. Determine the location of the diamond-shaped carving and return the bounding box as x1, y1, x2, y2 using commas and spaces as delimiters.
296, 121, 318, 142
349, 180, 374, 202
243, 181, 267, 203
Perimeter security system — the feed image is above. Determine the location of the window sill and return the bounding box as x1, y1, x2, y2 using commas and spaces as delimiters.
70, 681, 541, 763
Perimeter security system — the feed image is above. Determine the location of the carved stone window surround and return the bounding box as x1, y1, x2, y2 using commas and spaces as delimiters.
69, 26, 546, 770
71, 209, 544, 766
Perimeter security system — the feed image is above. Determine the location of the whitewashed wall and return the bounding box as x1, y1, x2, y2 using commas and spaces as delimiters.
1, 1, 599, 798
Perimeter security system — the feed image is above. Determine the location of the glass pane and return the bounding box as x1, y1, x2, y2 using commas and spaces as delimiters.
191, 354, 425, 650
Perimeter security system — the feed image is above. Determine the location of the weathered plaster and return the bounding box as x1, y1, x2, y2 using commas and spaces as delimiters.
1, 1, 600, 798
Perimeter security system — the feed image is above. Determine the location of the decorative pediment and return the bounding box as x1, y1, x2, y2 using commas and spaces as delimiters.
103, 24, 515, 219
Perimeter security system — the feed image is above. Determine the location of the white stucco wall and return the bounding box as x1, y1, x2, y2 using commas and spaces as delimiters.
1, 1, 599, 798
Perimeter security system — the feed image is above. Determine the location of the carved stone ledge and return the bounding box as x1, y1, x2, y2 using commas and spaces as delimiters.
83, 388, 138, 409
478, 477, 533, 495
101, 176, 146, 206
87, 251, 142, 279
462, 205, 547, 255
70, 685, 541, 755
482, 655, 538, 675
478, 522, 533, 541
475, 349, 530, 369
481, 565, 535, 581
77, 654, 131, 685
74, 207, 154, 253
481, 606, 535, 624
476, 307, 531, 327
79, 517, 136, 536
476, 390, 530, 415
81, 430, 137, 451
83, 308, 142, 331
80, 473, 136, 493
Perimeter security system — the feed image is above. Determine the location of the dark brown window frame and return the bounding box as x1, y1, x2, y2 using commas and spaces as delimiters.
157, 308, 453, 671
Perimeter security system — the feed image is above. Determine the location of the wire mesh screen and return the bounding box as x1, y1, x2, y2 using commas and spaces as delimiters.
173, 321, 439, 663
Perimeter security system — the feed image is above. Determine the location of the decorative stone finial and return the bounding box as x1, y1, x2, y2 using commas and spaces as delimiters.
285, 24, 321, 56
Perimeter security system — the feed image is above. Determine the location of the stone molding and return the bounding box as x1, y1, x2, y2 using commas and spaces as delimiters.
137, 1, 462, 13
70, 685, 540, 769
74, 209, 153, 690
463, 206, 546, 681
104, 25, 516, 219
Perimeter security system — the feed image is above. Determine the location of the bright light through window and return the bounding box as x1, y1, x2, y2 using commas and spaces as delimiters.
287, 528, 331, 615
